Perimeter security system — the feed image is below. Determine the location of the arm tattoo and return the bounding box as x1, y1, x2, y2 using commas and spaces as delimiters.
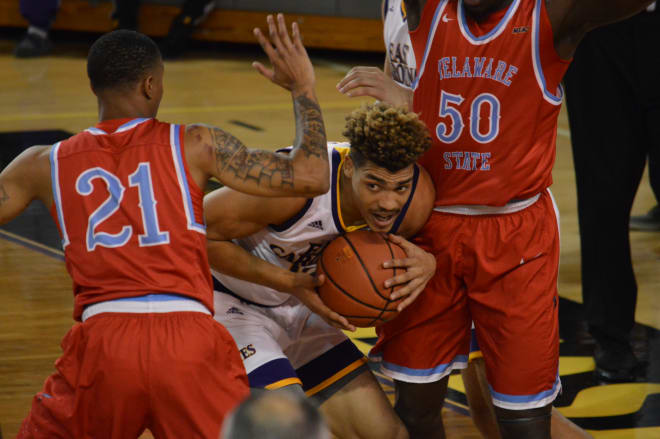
292, 93, 328, 161
0, 183, 9, 206
211, 128, 294, 189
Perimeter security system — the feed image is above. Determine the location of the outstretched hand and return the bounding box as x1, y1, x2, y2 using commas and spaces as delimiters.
337, 66, 413, 109
253, 14, 315, 93
289, 272, 356, 332
383, 234, 436, 312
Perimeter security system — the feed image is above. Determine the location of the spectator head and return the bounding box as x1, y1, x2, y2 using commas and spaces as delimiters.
221, 391, 330, 439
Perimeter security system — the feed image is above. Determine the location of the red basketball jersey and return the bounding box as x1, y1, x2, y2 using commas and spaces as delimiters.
49, 118, 213, 320
412, 0, 570, 206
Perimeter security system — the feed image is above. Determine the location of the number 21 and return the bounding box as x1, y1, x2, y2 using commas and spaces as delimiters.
76, 162, 170, 251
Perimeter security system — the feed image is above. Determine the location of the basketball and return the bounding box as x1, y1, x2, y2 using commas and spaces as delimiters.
316, 230, 408, 327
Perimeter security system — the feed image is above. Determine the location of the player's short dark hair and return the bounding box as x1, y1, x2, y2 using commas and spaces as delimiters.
343, 102, 432, 173
87, 30, 161, 92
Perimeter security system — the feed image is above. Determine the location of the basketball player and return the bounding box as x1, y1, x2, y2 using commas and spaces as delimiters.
366, 1, 653, 438
338, 1, 592, 437
339, 2, 502, 438
0, 15, 336, 438
204, 103, 436, 439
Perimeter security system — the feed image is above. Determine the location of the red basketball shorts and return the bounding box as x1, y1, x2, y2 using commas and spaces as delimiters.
18, 311, 249, 438
372, 190, 561, 410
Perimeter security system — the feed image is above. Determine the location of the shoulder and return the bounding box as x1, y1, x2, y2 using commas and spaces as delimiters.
394, 164, 435, 238
184, 123, 214, 146
10, 144, 53, 203
20, 144, 52, 172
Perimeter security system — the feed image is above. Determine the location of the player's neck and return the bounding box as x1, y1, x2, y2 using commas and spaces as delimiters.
464, 0, 514, 23
338, 172, 365, 228
97, 96, 157, 123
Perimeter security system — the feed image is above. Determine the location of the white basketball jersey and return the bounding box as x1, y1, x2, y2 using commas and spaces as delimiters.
212, 142, 420, 307
383, 0, 417, 88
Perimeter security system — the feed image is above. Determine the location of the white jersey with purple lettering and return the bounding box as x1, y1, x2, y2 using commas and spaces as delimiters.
211, 142, 419, 307
383, 0, 417, 88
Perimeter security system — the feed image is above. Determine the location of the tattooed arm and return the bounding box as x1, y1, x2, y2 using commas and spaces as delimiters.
0, 145, 53, 225
185, 14, 329, 197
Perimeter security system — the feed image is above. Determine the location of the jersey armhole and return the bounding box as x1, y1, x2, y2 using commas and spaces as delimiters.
177, 124, 204, 198
389, 163, 420, 235
269, 198, 314, 232
532, 0, 570, 106
49, 141, 70, 248
539, 0, 572, 64
170, 124, 206, 234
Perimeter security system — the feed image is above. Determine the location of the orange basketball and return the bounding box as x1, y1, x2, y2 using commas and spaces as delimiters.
317, 230, 407, 327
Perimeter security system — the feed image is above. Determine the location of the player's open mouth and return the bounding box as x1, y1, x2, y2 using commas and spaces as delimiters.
371, 212, 396, 229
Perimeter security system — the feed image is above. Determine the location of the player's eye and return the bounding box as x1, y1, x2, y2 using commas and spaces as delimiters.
367, 183, 380, 191
396, 185, 409, 193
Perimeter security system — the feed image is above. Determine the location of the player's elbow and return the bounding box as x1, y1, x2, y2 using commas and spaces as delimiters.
298, 169, 330, 196
310, 174, 330, 195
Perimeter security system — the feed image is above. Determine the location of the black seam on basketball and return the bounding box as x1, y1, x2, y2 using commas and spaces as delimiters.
341, 234, 390, 302
320, 256, 388, 312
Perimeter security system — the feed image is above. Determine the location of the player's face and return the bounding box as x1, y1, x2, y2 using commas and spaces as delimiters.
351, 162, 415, 232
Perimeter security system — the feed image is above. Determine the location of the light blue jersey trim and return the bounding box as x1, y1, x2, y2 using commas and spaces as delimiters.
116, 118, 150, 133
532, 0, 563, 105
458, 0, 520, 45
381, 355, 468, 377
169, 124, 206, 234
81, 293, 211, 321
49, 141, 70, 248
85, 127, 107, 136
84, 118, 152, 136
412, 0, 448, 91
490, 374, 561, 409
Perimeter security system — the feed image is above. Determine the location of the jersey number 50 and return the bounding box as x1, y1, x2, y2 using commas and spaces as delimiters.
436, 90, 501, 144
76, 163, 170, 251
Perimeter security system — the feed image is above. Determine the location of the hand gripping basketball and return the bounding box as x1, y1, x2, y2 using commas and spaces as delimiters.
316, 230, 409, 328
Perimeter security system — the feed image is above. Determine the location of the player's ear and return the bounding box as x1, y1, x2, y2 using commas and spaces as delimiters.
343, 156, 355, 178
143, 75, 155, 100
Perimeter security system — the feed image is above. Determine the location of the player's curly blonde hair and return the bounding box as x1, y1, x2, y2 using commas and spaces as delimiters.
343, 102, 431, 172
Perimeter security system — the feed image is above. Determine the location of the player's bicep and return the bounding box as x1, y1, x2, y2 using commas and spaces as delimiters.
0, 145, 51, 225
550, 0, 653, 57
393, 165, 435, 239
190, 124, 324, 197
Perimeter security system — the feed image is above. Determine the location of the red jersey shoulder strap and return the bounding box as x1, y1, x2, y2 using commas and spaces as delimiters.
411, 0, 450, 90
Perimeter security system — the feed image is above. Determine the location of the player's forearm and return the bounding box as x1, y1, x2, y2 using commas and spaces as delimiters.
395, 84, 414, 111
289, 87, 330, 196
207, 240, 295, 293
552, 0, 654, 60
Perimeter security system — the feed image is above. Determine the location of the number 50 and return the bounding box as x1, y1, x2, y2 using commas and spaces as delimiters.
436, 90, 501, 144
